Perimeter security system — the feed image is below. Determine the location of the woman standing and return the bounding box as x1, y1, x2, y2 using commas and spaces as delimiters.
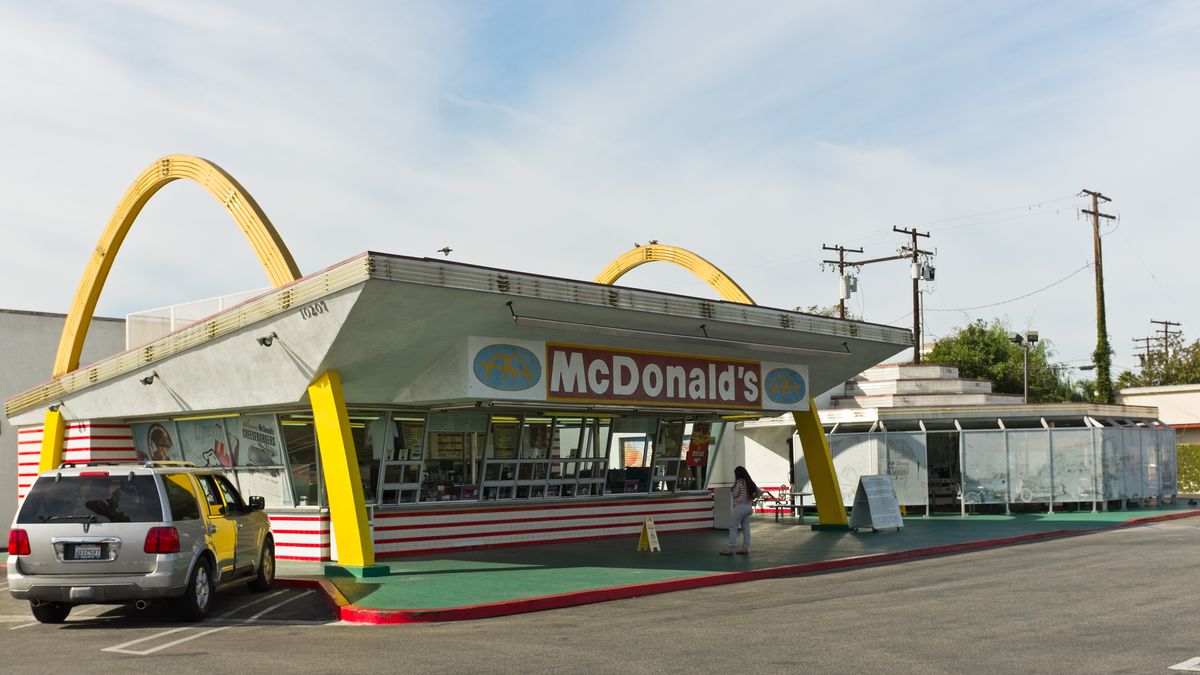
721, 466, 759, 555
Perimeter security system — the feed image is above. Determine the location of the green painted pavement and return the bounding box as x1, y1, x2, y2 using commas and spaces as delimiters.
277, 504, 1198, 611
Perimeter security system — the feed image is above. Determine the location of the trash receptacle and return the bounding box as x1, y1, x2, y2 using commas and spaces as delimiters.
712, 486, 731, 529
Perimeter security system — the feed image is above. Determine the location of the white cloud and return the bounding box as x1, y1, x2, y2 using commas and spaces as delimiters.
1, 0, 1197, 377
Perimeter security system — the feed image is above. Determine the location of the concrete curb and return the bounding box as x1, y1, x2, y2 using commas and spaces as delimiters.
277, 509, 1200, 624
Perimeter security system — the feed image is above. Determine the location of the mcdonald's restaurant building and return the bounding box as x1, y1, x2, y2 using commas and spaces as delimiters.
5, 157, 911, 573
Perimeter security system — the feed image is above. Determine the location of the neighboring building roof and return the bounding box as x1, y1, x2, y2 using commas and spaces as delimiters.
1116, 384, 1200, 427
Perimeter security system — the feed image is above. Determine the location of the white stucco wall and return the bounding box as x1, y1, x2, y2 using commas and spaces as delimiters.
0, 310, 125, 542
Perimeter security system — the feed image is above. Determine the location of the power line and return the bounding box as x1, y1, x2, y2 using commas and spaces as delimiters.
923, 262, 1091, 313
910, 194, 1080, 229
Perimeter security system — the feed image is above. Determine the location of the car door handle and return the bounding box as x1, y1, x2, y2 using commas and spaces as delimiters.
236, 523, 243, 529
208, 525, 217, 535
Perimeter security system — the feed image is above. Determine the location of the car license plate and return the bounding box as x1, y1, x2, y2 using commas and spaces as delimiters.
72, 544, 102, 560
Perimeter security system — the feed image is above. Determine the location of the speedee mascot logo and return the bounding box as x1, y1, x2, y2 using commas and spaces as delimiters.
473, 344, 541, 391
763, 367, 806, 405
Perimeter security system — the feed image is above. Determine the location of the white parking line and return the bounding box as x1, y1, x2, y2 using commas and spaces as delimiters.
101, 590, 313, 656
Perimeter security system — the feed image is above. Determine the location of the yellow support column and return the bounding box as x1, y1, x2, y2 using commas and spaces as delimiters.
792, 397, 849, 529
308, 371, 389, 577
38, 409, 66, 474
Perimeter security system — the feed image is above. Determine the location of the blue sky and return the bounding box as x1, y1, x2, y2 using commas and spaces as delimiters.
2, 1, 1198, 381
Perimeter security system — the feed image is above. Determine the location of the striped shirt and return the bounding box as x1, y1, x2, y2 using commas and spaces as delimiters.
731, 479, 752, 505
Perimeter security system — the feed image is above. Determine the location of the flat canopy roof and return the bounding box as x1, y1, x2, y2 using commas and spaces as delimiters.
8, 252, 912, 424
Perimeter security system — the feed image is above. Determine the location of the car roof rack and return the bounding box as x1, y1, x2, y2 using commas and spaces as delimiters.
142, 461, 197, 468
57, 461, 131, 469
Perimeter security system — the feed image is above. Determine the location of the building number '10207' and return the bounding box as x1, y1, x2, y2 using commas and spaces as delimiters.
299, 300, 329, 320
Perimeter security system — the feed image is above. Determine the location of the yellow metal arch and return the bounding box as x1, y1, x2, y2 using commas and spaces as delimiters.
594, 242, 848, 527
52, 154, 302, 378
593, 244, 755, 304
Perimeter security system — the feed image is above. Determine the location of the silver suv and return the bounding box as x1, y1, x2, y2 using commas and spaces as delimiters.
6, 461, 274, 623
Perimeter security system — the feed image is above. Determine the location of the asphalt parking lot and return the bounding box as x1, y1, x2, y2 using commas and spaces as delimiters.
0, 580, 338, 659
4, 518, 1200, 674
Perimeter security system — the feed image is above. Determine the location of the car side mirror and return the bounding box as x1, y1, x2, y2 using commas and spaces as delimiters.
248, 496, 265, 511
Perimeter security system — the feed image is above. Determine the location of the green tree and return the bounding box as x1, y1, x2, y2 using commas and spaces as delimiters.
1117, 332, 1200, 388
925, 319, 1078, 403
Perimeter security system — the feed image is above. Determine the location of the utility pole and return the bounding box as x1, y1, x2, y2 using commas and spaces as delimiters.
1081, 189, 1116, 403
1132, 336, 1155, 380
894, 226, 933, 364
821, 244, 863, 319
834, 230, 934, 363
1150, 319, 1182, 384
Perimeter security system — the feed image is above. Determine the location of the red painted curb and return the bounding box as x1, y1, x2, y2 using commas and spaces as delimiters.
285, 509, 1200, 624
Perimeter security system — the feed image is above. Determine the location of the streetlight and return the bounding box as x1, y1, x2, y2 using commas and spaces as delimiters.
1009, 330, 1039, 404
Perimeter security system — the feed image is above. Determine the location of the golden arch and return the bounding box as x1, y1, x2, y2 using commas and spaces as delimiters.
52, 154, 302, 378
593, 242, 849, 527
593, 244, 755, 305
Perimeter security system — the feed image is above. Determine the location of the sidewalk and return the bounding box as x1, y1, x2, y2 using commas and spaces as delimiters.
276, 503, 1200, 623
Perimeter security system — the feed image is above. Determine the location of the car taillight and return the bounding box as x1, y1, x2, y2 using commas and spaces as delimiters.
144, 526, 180, 554
8, 528, 30, 556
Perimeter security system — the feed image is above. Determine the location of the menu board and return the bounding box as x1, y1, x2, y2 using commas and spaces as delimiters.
491, 423, 518, 459
431, 432, 465, 460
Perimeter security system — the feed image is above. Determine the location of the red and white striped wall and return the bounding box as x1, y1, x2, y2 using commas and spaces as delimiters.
268, 511, 331, 562
16, 423, 137, 500
371, 495, 714, 558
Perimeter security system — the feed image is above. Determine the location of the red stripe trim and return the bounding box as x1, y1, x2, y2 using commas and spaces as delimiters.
271, 529, 331, 536
374, 506, 713, 532
375, 516, 712, 545
268, 516, 328, 522
276, 542, 325, 548
373, 496, 712, 520
63, 434, 134, 441
18, 440, 43, 446
277, 555, 325, 562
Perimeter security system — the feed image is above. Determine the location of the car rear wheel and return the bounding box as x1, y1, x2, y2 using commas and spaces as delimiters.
248, 538, 275, 592
30, 601, 71, 624
177, 558, 213, 621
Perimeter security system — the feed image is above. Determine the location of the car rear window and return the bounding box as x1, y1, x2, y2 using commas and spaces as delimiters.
17, 475, 164, 524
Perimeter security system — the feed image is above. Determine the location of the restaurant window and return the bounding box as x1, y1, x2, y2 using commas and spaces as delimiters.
682, 420, 722, 490
652, 420, 686, 492
420, 412, 487, 503
607, 417, 659, 494
351, 410, 387, 504
280, 416, 321, 507
377, 413, 425, 505
481, 415, 611, 500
